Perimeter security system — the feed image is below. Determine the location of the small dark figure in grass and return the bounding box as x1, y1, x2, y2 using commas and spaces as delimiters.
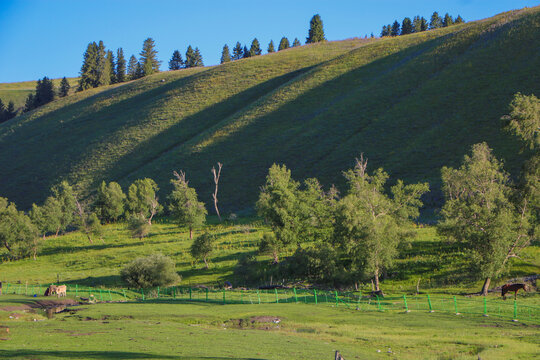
501, 283, 529, 300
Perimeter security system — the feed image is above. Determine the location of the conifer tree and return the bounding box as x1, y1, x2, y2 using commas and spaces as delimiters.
5, 101, 16, 120
139, 38, 160, 76
267, 40, 275, 53
135, 62, 144, 78
220, 44, 231, 63
401, 17, 413, 35
443, 13, 454, 27
278, 37, 290, 51
116, 48, 127, 83
430, 11, 442, 29
391, 20, 401, 36
106, 50, 115, 84
420, 17, 428, 31
412, 16, 421, 33
454, 15, 465, 24
169, 50, 184, 70
24, 94, 35, 113
185, 45, 195, 67
96, 41, 109, 86
33, 77, 55, 108
0, 99, 5, 123
59, 77, 70, 97
193, 47, 204, 67
78, 42, 99, 91
242, 45, 251, 58
292, 38, 301, 47
381, 25, 390, 37
232, 42, 243, 60
249, 38, 262, 56
127, 55, 138, 80
306, 14, 325, 43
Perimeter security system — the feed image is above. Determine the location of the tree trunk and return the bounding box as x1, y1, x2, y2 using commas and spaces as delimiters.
3, 241, 11, 252
481, 277, 491, 296
189, 227, 193, 240
374, 268, 380, 291
55, 227, 60, 237
272, 250, 279, 264
204, 257, 209, 269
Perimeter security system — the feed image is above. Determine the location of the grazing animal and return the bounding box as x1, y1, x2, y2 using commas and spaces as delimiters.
501, 283, 529, 300
44, 285, 57, 296
335, 350, 346, 360
55, 285, 67, 297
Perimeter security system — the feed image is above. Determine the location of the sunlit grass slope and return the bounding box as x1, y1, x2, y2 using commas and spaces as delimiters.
1, 7, 539, 212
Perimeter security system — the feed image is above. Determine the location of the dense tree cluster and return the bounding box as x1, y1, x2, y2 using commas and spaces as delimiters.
381, 11, 464, 37
23, 76, 56, 112
0, 98, 17, 123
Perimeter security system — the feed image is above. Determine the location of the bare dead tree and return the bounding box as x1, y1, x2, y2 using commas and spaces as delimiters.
147, 196, 159, 225
74, 198, 92, 244
173, 170, 187, 185
211, 162, 223, 221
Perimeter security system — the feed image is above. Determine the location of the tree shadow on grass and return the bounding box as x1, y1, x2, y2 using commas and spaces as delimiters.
0, 350, 263, 359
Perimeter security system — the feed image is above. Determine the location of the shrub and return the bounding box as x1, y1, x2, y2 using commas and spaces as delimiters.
190, 232, 214, 268
120, 253, 180, 288
127, 214, 151, 240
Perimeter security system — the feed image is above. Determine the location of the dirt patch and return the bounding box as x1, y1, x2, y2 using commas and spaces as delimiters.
250, 316, 281, 323
0, 299, 79, 312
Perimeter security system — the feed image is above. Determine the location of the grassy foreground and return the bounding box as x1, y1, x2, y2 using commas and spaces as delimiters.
0, 220, 538, 295
0, 295, 539, 359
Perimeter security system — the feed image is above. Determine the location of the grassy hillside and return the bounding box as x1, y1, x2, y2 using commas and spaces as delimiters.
0, 7, 539, 213
0, 77, 79, 112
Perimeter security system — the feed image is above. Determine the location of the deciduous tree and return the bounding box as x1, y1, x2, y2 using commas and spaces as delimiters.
127, 178, 160, 225
94, 181, 126, 222
190, 232, 214, 268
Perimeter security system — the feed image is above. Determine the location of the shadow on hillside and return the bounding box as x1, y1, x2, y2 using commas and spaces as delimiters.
63, 275, 122, 287
0, 350, 260, 360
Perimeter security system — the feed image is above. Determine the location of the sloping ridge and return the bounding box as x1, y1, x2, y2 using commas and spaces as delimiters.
1, 7, 539, 212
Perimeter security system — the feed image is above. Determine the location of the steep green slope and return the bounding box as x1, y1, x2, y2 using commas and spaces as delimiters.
1, 7, 539, 213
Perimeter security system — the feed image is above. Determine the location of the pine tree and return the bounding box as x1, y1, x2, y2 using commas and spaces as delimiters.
96, 41, 109, 86
232, 42, 243, 60
454, 15, 465, 24
412, 16, 421, 33
139, 37, 160, 76
249, 38, 262, 56
116, 48, 127, 83
169, 50, 184, 70
381, 25, 390, 37
420, 17, 428, 31
24, 94, 35, 112
185, 45, 195, 67
242, 45, 250, 58
306, 14, 325, 43
106, 50, 115, 84
220, 44, 231, 63
78, 42, 99, 91
278, 37, 290, 51
33, 77, 55, 108
401, 17, 413, 35
193, 47, 204, 67
127, 55, 138, 80
59, 77, 70, 97
5, 102, 16, 120
267, 40, 275, 53
391, 20, 401, 36
443, 13, 454, 27
292, 38, 301, 47
430, 11, 442, 29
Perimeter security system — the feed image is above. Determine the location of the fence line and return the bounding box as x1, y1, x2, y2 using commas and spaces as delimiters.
1, 282, 538, 323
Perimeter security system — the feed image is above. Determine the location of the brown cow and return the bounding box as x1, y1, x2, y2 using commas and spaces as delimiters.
54, 285, 67, 297
44, 285, 57, 296
501, 283, 529, 300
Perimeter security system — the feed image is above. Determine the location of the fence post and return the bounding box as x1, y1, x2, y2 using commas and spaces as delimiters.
314, 290, 318, 305
157, 287, 160, 299
75, 284, 78, 297
453, 296, 459, 315
5, 283, 9, 294
99, 289, 103, 301
275, 288, 279, 303
376, 295, 381, 311
189, 287, 192, 300
108, 290, 112, 301
513, 300, 518, 322
335, 291, 339, 307
141, 289, 145, 301
206, 288, 209, 302
483, 297, 488, 317
123, 289, 127, 301
293, 288, 298, 303
257, 290, 261, 304
223, 288, 226, 305
404, 295, 410, 313
427, 294, 434, 312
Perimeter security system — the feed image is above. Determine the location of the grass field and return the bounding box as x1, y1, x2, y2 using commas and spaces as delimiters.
0, 294, 539, 359
1, 7, 539, 213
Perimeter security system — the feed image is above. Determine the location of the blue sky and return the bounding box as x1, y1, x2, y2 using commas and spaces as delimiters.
0, 0, 538, 82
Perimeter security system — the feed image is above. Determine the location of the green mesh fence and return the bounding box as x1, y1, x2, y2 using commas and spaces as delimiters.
1, 283, 538, 323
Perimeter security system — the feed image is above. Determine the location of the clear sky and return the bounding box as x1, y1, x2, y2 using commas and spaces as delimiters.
0, 0, 538, 83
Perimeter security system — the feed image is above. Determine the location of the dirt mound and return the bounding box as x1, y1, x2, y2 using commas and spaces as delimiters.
0, 299, 79, 312
250, 316, 280, 323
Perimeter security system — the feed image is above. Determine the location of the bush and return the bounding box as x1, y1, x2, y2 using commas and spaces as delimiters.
190, 232, 214, 268
120, 253, 180, 288
127, 214, 151, 240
